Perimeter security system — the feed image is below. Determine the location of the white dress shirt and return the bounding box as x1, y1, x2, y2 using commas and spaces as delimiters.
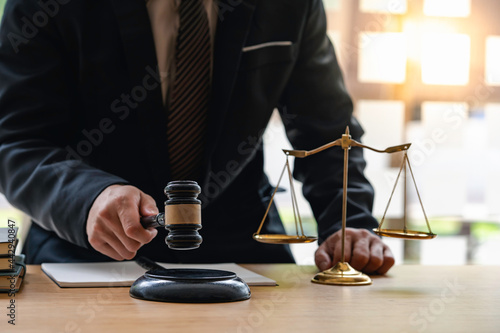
146, 0, 217, 104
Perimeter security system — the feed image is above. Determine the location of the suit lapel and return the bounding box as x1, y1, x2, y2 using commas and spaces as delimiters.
203, 0, 258, 181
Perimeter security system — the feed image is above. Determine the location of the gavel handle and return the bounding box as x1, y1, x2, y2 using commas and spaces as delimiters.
140, 213, 165, 229
135, 256, 165, 271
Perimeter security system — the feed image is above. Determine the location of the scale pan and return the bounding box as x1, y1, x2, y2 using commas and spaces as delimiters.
253, 234, 317, 244
373, 228, 437, 240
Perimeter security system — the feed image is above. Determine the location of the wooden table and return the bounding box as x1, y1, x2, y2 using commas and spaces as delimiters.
1, 264, 499, 333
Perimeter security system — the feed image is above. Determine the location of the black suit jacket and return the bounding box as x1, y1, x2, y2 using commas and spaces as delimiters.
0, 0, 378, 264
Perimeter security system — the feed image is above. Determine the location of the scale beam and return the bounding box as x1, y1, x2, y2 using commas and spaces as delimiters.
350, 141, 411, 154
283, 139, 342, 158
283, 138, 411, 158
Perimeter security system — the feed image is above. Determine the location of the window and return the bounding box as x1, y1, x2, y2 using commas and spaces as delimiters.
421, 33, 470, 85
359, 0, 407, 14
423, 0, 471, 18
485, 36, 500, 86
358, 32, 407, 83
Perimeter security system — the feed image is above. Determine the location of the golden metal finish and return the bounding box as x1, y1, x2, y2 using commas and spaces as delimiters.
312, 262, 372, 286
312, 128, 372, 286
255, 125, 436, 286
340, 128, 350, 263
283, 139, 411, 157
252, 234, 317, 244
253, 155, 317, 244
283, 139, 342, 158
373, 229, 436, 239
375, 150, 436, 240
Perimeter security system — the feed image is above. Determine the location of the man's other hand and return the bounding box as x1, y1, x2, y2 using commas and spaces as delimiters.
87, 185, 159, 260
315, 228, 395, 274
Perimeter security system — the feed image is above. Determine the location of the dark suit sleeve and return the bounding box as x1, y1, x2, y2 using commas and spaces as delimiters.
0, 1, 128, 248
279, 0, 378, 243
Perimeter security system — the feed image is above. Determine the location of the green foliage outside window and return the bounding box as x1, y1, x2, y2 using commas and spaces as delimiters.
0, 0, 6, 19
0, 0, 7, 20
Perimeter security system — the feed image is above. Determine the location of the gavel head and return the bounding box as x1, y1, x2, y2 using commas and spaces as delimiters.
164, 180, 202, 250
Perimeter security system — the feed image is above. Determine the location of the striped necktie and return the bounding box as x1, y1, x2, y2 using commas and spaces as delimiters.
167, 0, 211, 180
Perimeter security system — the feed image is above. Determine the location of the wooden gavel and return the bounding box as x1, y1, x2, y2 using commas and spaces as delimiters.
140, 180, 202, 250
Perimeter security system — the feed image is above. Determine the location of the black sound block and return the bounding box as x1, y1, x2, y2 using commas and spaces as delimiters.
129, 268, 251, 303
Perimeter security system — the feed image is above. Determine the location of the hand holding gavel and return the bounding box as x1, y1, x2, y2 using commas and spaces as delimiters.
87, 181, 202, 260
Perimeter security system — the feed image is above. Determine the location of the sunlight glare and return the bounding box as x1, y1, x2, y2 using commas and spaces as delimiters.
423, 0, 470, 17
358, 32, 407, 83
421, 33, 470, 85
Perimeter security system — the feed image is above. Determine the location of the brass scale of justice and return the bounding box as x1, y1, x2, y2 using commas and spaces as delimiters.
253, 126, 436, 286
132, 126, 437, 303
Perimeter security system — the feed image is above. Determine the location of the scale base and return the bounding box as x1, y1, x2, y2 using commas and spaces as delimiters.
130, 268, 251, 303
311, 262, 372, 286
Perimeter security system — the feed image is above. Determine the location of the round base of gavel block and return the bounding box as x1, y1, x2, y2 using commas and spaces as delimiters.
129, 268, 251, 303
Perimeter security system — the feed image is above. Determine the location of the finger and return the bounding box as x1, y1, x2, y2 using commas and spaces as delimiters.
99, 242, 134, 261
89, 223, 137, 260
138, 192, 160, 239
339, 231, 353, 264
323, 231, 344, 266
349, 235, 370, 272
322, 230, 343, 265
139, 192, 159, 217
315, 245, 332, 271
106, 213, 145, 253
376, 246, 395, 275
362, 240, 384, 273
93, 202, 145, 253
116, 191, 157, 244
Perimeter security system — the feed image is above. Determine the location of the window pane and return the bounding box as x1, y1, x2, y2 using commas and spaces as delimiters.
356, 100, 405, 150
356, 100, 406, 218
410, 102, 469, 217
485, 104, 500, 215
0, 0, 6, 19
421, 33, 470, 85
359, 0, 407, 14
485, 104, 500, 148
423, 0, 470, 17
323, 0, 341, 11
421, 101, 468, 148
358, 32, 407, 83
485, 36, 500, 86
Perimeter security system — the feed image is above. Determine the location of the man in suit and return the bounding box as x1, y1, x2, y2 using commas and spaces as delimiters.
0, 0, 394, 274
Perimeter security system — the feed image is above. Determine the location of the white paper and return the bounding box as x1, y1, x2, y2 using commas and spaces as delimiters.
41, 261, 276, 288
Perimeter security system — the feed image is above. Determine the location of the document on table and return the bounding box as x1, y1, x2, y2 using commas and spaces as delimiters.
41, 261, 276, 288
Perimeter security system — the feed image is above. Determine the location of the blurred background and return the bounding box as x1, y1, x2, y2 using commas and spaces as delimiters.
264, 0, 500, 266
1, 0, 499, 266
